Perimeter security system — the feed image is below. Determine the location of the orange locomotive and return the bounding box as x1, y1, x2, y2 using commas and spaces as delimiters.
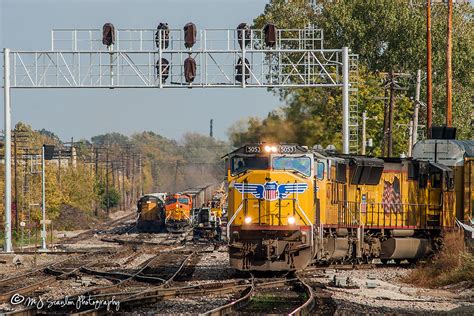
164, 193, 193, 233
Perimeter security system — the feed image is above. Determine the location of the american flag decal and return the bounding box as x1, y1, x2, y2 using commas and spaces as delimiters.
382, 176, 402, 214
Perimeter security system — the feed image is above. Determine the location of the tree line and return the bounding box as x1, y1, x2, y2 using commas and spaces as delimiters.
229, 0, 473, 156
0, 122, 231, 236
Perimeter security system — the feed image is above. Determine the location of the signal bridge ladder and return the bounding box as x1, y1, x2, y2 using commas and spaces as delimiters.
348, 54, 359, 154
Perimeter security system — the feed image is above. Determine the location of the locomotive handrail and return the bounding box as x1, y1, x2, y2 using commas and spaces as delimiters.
226, 202, 244, 240
338, 200, 444, 228
297, 204, 314, 249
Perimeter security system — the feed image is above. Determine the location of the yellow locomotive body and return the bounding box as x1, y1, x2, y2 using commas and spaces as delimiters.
226, 141, 473, 271
136, 193, 167, 232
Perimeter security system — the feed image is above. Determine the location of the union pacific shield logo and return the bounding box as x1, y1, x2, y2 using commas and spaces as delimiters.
264, 182, 278, 200
234, 181, 308, 201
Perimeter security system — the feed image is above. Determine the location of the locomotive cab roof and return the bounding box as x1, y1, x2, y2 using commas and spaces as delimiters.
223, 143, 309, 158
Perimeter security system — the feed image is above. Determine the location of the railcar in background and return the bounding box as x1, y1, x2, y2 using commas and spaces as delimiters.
192, 186, 226, 241
192, 207, 222, 241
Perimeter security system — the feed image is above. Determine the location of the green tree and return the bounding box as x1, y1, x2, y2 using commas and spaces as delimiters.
230, 0, 473, 155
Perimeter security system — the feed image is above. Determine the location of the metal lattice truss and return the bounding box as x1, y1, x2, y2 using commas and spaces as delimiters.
2, 26, 361, 252
7, 27, 356, 89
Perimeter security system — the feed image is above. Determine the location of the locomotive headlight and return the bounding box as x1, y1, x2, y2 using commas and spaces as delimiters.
288, 216, 296, 225
244, 216, 252, 224
264, 145, 278, 153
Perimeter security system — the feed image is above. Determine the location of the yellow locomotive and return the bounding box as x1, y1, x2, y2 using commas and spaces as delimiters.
137, 193, 167, 232
225, 140, 473, 271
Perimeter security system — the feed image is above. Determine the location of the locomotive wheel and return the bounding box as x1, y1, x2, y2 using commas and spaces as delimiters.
381, 259, 388, 265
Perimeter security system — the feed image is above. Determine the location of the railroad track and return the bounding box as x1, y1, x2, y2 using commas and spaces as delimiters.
57, 212, 137, 245
203, 274, 315, 316
100, 229, 192, 246
84, 274, 315, 315
0, 253, 96, 303
13, 250, 199, 315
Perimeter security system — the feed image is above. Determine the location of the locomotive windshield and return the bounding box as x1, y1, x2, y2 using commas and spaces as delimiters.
166, 197, 189, 204
231, 156, 269, 175
178, 197, 189, 204
272, 155, 311, 177
166, 198, 177, 204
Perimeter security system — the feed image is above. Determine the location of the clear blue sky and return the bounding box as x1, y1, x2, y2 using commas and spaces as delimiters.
0, 0, 281, 142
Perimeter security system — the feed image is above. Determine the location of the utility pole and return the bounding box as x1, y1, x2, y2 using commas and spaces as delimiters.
13, 132, 18, 232
131, 153, 135, 202
388, 71, 395, 157
94, 147, 99, 216
139, 154, 143, 197
412, 69, 421, 147
174, 160, 179, 193
105, 148, 110, 214
382, 88, 389, 157
111, 161, 115, 187
446, 0, 453, 127
58, 149, 61, 188
23, 148, 29, 222
426, 0, 433, 136
362, 111, 367, 155
40, 145, 47, 251
408, 120, 414, 157
126, 149, 130, 207
210, 119, 214, 138
122, 159, 126, 211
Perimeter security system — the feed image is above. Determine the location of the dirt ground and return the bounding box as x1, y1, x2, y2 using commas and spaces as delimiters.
2, 210, 473, 315
306, 265, 474, 315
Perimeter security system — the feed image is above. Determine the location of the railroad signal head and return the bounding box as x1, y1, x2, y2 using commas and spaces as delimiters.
102, 23, 115, 47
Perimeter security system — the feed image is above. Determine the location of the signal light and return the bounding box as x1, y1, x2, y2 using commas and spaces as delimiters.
183, 22, 197, 48
244, 216, 252, 224
184, 57, 196, 83
102, 23, 115, 47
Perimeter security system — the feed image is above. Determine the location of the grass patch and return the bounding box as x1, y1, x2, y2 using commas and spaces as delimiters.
405, 232, 474, 287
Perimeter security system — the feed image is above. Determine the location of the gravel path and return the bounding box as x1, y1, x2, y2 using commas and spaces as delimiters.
304, 266, 474, 314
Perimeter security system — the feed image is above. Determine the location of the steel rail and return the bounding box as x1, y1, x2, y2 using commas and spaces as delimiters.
24, 251, 196, 315
289, 274, 315, 316
202, 275, 255, 316
0, 259, 92, 302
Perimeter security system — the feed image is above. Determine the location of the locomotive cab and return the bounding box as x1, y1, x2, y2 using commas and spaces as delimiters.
164, 194, 192, 233
226, 143, 315, 271
136, 194, 166, 232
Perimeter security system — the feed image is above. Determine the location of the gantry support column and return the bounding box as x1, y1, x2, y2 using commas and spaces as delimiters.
342, 47, 349, 154
3, 48, 13, 253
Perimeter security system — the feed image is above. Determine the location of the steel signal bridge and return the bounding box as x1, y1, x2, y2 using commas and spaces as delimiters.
2, 25, 358, 252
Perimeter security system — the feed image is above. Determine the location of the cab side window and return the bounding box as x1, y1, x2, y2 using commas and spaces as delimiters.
431, 172, 442, 188
316, 162, 325, 180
